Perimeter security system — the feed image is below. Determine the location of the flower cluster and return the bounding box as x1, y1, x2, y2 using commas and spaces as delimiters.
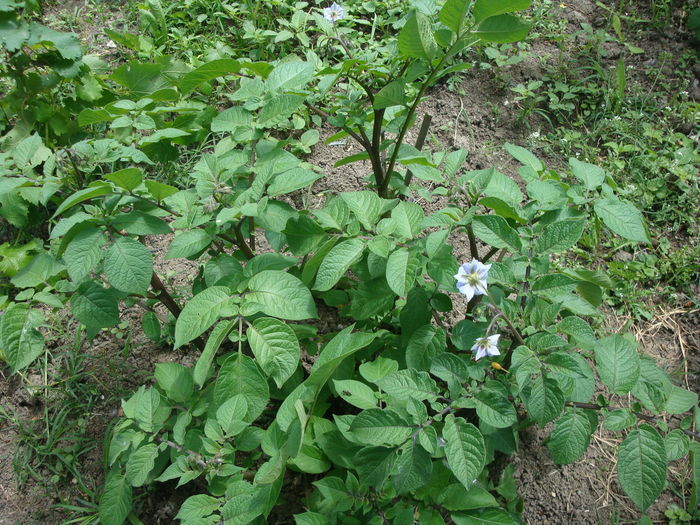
455, 259, 500, 361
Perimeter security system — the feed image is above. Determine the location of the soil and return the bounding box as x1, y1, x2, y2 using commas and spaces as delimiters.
2, 1, 699, 524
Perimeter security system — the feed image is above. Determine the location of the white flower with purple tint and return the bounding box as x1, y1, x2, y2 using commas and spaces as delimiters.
471, 334, 501, 360
323, 2, 345, 23
454, 259, 491, 302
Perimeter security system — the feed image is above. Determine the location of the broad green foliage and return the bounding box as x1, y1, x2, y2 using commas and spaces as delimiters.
0, 1, 697, 524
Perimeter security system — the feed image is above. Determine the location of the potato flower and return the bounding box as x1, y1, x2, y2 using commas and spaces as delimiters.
454, 259, 491, 301
471, 334, 501, 360
323, 3, 345, 23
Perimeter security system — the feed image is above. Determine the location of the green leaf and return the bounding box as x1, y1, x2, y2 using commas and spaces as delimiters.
99, 471, 132, 525
258, 93, 306, 125
105, 168, 143, 192
407, 324, 446, 371
569, 158, 605, 191
556, 316, 596, 350
63, 226, 106, 282
390, 201, 424, 239
665, 429, 690, 461
354, 447, 397, 488
526, 375, 565, 425
473, 0, 532, 24
479, 197, 525, 223
472, 14, 531, 43
244, 270, 317, 320
373, 80, 406, 109
527, 179, 567, 210
211, 107, 253, 133
308, 328, 377, 389
604, 409, 636, 431
535, 219, 584, 255
340, 191, 383, 230
216, 394, 249, 436
104, 237, 153, 295
504, 143, 543, 172
547, 409, 594, 464
394, 442, 432, 493
70, 282, 119, 329
473, 386, 517, 428
125, 443, 159, 487
266, 61, 314, 92
377, 369, 440, 403
179, 59, 241, 94
247, 317, 300, 388
121, 386, 165, 433
144, 180, 178, 202
439, 0, 472, 33
664, 386, 698, 415
359, 357, 399, 384
594, 198, 650, 243
385, 248, 420, 297
350, 409, 415, 446
0, 303, 44, 372
313, 239, 365, 292
176, 495, 221, 522
194, 319, 236, 388
165, 229, 213, 259
112, 211, 171, 236
214, 354, 269, 423
174, 287, 237, 349
452, 508, 519, 525
294, 512, 331, 525
398, 11, 437, 60
334, 151, 371, 168
53, 183, 112, 218
617, 424, 667, 511
531, 274, 579, 298
594, 334, 640, 394
155, 363, 193, 403
333, 379, 378, 410
142, 311, 160, 341
443, 415, 486, 491
472, 215, 522, 253
268, 168, 323, 197
284, 216, 327, 256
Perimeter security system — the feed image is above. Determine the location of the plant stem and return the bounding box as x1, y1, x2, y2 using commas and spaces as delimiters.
485, 292, 525, 346
401, 113, 433, 194
305, 102, 370, 149
234, 219, 255, 259
370, 108, 386, 188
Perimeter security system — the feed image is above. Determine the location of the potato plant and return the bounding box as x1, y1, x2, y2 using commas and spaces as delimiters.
0, 1, 698, 524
